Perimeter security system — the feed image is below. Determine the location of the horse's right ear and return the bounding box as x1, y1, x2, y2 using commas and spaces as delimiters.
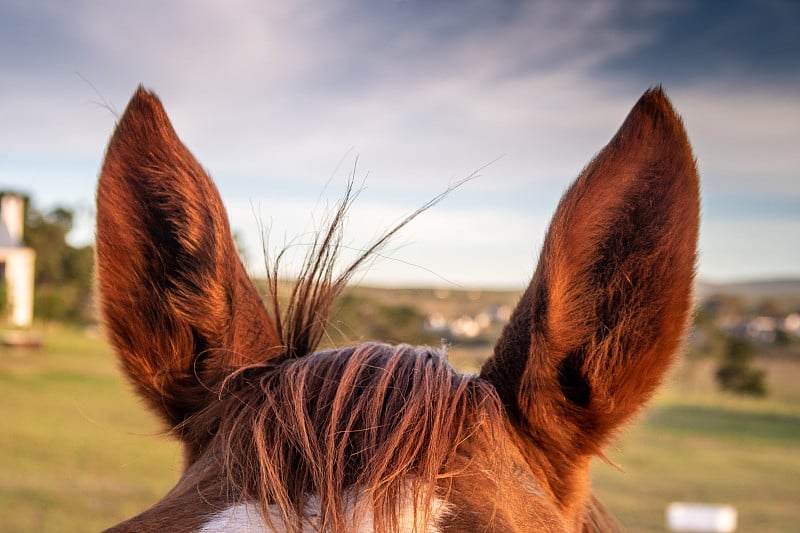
96, 87, 283, 434
481, 88, 699, 497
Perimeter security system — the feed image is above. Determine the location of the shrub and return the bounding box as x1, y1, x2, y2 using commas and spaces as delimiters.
715, 337, 767, 397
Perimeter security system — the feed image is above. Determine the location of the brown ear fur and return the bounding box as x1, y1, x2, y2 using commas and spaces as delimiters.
96, 86, 283, 433
481, 87, 699, 484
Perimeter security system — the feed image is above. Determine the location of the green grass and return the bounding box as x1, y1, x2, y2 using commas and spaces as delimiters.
590, 353, 800, 533
0, 326, 180, 532
593, 399, 800, 532
1, 327, 798, 531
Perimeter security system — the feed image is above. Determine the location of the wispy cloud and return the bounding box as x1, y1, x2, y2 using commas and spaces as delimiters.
0, 0, 797, 285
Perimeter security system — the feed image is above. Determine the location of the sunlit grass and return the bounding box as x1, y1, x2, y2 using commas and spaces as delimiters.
590, 355, 800, 533
0, 326, 180, 532
594, 401, 800, 532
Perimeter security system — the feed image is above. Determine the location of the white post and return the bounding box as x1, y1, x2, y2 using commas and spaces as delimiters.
5, 249, 35, 327
666, 503, 737, 532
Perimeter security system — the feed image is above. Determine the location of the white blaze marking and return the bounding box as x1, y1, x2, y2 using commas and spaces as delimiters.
200, 488, 448, 532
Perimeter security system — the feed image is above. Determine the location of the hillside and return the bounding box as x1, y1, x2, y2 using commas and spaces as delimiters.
697, 278, 800, 298
696, 278, 800, 311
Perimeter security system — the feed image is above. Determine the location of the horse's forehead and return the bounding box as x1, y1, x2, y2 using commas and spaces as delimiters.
199, 491, 564, 533
200, 490, 451, 533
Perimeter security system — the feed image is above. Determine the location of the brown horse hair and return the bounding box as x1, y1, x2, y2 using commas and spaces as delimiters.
262, 171, 477, 361
208, 343, 501, 533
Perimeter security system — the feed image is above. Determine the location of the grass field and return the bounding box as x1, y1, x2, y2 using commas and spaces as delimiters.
1, 327, 798, 532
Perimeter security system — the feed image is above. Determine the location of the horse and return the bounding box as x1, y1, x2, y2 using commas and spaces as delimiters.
97, 86, 699, 532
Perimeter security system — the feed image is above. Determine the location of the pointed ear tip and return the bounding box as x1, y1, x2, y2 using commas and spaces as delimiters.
635, 86, 682, 124
121, 84, 168, 123
621, 87, 698, 168
132, 83, 159, 103
103, 85, 174, 160
644, 84, 667, 99
99, 86, 175, 188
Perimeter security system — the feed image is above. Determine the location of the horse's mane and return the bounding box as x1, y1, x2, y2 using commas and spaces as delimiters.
217, 343, 498, 532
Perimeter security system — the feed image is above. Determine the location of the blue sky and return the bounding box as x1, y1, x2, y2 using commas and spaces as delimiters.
1, 0, 798, 287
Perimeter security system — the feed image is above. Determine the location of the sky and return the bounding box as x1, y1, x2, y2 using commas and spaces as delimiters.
1, 0, 798, 288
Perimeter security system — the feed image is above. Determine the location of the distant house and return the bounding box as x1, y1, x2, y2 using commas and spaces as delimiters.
0, 194, 35, 327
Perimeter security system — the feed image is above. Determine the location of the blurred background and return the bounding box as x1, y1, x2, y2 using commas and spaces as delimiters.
0, 1, 798, 531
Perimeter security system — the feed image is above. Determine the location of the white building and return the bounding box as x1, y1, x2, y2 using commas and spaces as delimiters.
0, 194, 35, 327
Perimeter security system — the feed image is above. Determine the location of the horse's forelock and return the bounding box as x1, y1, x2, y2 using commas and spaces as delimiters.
210, 343, 500, 533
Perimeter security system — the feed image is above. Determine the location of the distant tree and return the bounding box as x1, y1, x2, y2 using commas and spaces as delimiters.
692, 306, 715, 328
754, 298, 785, 317
701, 294, 745, 319
715, 336, 767, 397
328, 292, 438, 347
24, 205, 93, 323
773, 327, 791, 347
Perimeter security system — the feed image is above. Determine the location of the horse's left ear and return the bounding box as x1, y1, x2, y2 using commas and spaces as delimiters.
481, 88, 699, 466
96, 86, 283, 432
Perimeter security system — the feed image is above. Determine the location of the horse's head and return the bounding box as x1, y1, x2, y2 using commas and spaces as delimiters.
97, 87, 699, 532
